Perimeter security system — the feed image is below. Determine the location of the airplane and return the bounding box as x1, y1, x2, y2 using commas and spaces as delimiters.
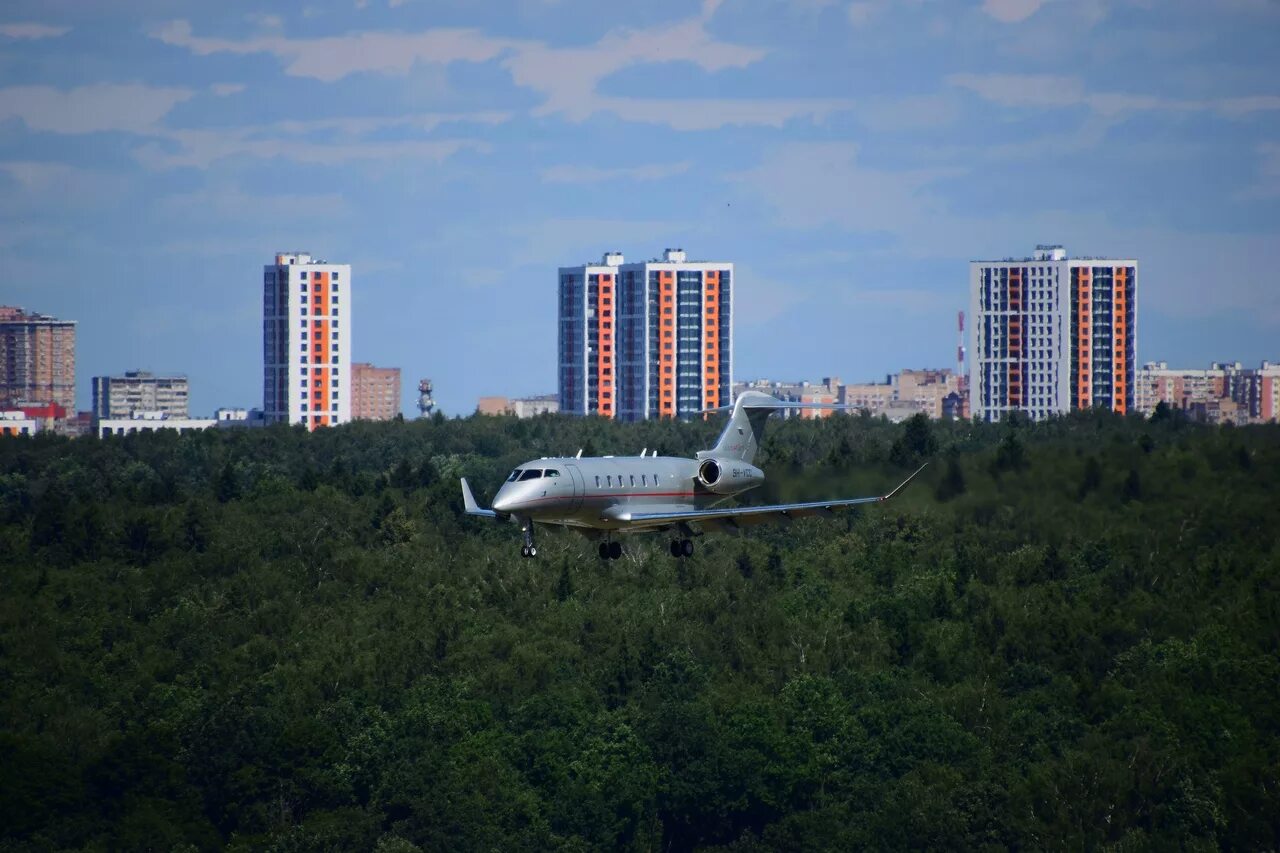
459, 391, 927, 560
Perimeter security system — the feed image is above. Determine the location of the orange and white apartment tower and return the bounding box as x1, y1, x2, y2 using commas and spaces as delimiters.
558, 249, 732, 421
970, 245, 1137, 422
263, 252, 352, 431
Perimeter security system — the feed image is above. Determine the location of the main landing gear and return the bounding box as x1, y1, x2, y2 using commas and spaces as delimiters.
519, 518, 537, 559
598, 540, 623, 560
669, 538, 694, 558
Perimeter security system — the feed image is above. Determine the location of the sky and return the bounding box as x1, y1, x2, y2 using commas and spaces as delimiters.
1, 0, 1277, 416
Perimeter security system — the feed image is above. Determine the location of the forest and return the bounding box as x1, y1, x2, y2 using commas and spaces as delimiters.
0, 406, 1277, 851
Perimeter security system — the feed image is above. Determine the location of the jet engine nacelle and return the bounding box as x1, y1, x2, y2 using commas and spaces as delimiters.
696, 457, 764, 495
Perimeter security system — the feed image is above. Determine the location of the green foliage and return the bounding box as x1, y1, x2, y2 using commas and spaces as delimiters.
0, 410, 1278, 850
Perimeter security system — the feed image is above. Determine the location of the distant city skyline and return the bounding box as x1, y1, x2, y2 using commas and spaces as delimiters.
1, 1, 1277, 415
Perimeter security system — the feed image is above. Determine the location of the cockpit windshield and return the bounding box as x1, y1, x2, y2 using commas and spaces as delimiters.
518, 469, 543, 481
545, 469, 560, 477
506, 469, 523, 482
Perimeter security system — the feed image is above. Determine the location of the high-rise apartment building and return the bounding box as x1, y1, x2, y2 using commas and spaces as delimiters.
92, 371, 189, 419
559, 249, 732, 421
351, 363, 401, 421
970, 245, 1136, 422
0, 306, 77, 411
263, 252, 352, 430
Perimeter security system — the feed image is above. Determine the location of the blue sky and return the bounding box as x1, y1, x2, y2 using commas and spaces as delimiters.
1, 0, 1277, 416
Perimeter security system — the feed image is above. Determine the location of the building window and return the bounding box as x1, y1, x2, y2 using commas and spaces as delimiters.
301, 271, 308, 278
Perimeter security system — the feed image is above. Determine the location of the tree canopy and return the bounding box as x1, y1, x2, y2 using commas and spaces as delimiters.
0, 409, 1276, 850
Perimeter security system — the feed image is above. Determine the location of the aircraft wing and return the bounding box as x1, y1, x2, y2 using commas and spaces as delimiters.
616, 463, 927, 531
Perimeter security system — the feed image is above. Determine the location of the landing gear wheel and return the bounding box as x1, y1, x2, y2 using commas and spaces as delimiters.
608, 541, 622, 560
681, 538, 694, 558
670, 540, 682, 558
599, 542, 610, 560
519, 518, 537, 559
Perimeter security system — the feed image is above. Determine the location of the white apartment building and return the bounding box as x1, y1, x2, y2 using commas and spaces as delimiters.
97, 412, 217, 438
559, 249, 733, 421
970, 245, 1137, 422
263, 252, 352, 430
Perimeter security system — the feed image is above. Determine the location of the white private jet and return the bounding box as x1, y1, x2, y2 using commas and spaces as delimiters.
461, 391, 926, 560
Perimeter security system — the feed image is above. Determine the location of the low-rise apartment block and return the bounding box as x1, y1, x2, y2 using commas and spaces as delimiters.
92, 371, 190, 420
735, 368, 965, 422
1136, 360, 1280, 424
477, 394, 560, 418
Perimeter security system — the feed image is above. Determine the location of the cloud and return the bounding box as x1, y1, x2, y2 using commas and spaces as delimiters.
210, 83, 245, 96
0, 22, 69, 40
588, 96, 851, 130
981, 0, 1047, 23
847, 2, 877, 26
731, 142, 958, 235
153, 12, 844, 131
947, 73, 1084, 108
542, 161, 692, 183
503, 217, 694, 268
948, 72, 1280, 118
157, 185, 349, 220
136, 130, 488, 169
128, 110, 509, 168
731, 270, 810, 327
856, 94, 959, 131
502, 16, 766, 121
152, 19, 517, 82
0, 161, 130, 213
1234, 142, 1280, 200
0, 83, 193, 134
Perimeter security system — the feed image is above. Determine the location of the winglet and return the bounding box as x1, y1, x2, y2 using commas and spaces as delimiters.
881, 462, 929, 502
460, 478, 499, 518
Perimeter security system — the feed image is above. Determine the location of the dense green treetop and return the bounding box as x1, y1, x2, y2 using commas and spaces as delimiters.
0, 409, 1276, 851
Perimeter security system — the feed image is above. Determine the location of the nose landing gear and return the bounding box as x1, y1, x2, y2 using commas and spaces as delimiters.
519, 518, 537, 558
598, 540, 623, 560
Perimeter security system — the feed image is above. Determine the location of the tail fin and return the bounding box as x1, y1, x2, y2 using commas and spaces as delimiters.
702, 392, 859, 464
703, 392, 786, 464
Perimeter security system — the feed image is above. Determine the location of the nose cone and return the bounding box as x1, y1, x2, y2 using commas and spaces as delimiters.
492, 485, 517, 514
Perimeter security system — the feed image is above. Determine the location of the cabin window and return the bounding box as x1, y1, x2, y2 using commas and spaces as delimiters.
506, 469, 523, 482
595, 476, 600, 487
518, 469, 543, 481
606, 475, 612, 487
630, 475, 635, 487
641, 474, 647, 486
545, 469, 560, 478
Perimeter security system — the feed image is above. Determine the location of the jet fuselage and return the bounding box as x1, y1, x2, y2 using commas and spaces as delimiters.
491, 454, 763, 531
